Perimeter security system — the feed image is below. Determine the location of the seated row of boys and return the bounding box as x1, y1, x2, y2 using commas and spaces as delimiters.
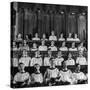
12, 60, 87, 87
16, 31, 80, 41
12, 50, 87, 67
12, 40, 86, 52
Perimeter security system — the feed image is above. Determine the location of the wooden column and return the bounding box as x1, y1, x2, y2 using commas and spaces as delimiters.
13, 2, 18, 40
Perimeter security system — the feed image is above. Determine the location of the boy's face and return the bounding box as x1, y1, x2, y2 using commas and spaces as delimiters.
42, 41, 45, 45
13, 42, 16, 46
35, 33, 38, 37
79, 52, 83, 57
24, 40, 27, 45
63, 62, 67, 69
62, 42, 65, 47
51, 31, 54, 36
72, 43, 75, 47
51, 41, 54, 46
76, 65, 80, 71
69, 33, 72, 38
18, 34, 21, 38
35, 51, 39, 56
61, 34, 63, 38
81, 43, 83, 47
35, 65, 40, 71
43, 34, 46, 38
48, 50, 52, 56
50, 59, 55, 67
75, 34, 77, 38
18, 63, 25, 72
33, 43, 37, 48
23, 51, 27, 57
68, 53, 72, 58
19, 44, 23, 47
58, 51, 62, 57
26, 35, 28, 39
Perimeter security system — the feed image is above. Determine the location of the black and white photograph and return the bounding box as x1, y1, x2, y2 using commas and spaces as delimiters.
10, 2, 88, 88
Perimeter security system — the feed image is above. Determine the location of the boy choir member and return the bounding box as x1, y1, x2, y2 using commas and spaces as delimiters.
58, 33, 65, 41
16, 33, 22, 41
44, 49, 52, 66
44, 58, 60, 86
72, 64, 87, 84
12, 41, 18, 51
25, 34, 32, 41
49, 31, 57, 41
49, 41, 57, 51
65, 53, 75, 66
12, 31, 88, 87
13, 63, 31, 88
32, 33, 40, 41
69, 42, 78, 51
41, 33, 48, 41
31, 43, 38, 51
59, 61, 73, 85
38, 40, 47, 51
19, 50, 31, 67
12, 54, 18, 67
31, 64, 43, 87
18, 43, 23, 51
59, 41, 68, 51
78, 42, 86, 52
25, 34, 29, 40
67, 33, 74, 41
30, 50, 42, 66
73, 34, 80, 42
55, 51, 64, 66
76, 51, 87, 65
23, 40, 29, 51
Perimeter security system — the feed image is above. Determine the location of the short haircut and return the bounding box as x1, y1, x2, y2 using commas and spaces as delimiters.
18, 62, 24, 66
